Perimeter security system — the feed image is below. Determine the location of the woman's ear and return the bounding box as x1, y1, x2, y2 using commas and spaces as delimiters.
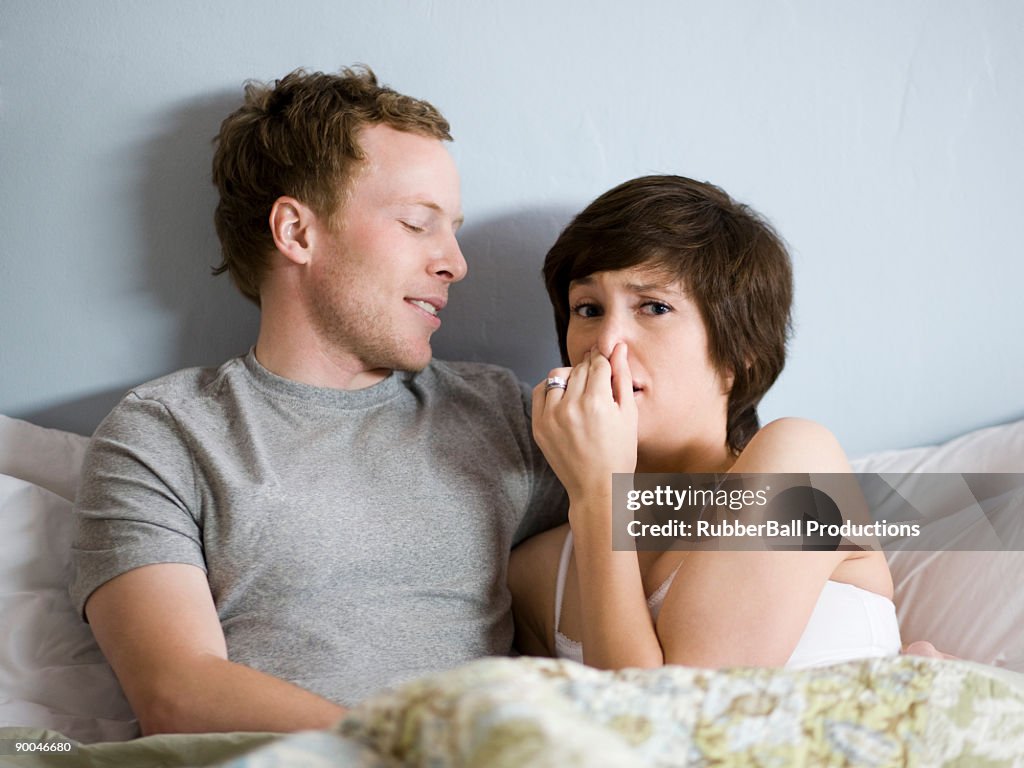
269, 196, 316, 265
721, 368, 736, 395
721, 359, 751, 395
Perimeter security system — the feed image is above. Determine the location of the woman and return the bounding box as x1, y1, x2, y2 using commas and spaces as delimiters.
509, 175, 900, 670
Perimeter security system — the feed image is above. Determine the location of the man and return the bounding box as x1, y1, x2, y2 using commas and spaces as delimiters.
70, 67, 564, 734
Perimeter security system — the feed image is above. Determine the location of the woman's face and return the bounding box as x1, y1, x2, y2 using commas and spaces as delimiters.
565, 265, 732, 463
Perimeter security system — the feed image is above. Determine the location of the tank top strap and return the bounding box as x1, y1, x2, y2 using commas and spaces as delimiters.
553, 529, 574, 632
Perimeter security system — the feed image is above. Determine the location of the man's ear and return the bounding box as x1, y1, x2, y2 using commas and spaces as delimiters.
269, 196, 316, 265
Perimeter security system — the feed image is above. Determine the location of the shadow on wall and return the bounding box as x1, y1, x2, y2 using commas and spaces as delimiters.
22, 106, 575, 435
139, 90, 261, 372
21, 91, 260, 437
432, 206, 577, 386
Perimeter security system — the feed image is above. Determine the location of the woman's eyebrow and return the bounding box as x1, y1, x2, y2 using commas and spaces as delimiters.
626, 281, 677, 293
568, 276, 682, 293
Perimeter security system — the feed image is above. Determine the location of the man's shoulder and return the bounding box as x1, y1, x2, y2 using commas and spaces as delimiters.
426, 359, 530, 401
95, 356, 250, 439
121, 356, 247, 409
429, 358, 520, 382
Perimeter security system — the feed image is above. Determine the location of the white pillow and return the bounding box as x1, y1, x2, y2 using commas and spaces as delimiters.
851, 418, 1024, 474
851, 418, 1024, 671
0, 414, 90, 502
0, 474, 137, 741
0, 415, 137, 741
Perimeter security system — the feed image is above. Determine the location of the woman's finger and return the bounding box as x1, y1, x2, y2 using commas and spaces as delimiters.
609, 343, 635, 409
535, 367, 572, 417
564, 352, 590, 400
585, 346, 614, 400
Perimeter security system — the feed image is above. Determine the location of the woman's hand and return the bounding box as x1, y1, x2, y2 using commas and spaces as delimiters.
531, 342, 639, 504
532, 344, 663, 670
903, 640, 959, 660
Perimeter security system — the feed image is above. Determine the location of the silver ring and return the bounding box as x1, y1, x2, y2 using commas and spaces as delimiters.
545, 376, 568, 392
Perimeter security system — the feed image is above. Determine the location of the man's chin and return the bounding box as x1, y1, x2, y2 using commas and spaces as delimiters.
390, 345, 433, 373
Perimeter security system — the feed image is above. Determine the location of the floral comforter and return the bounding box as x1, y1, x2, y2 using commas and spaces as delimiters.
5, 655, 1024, 767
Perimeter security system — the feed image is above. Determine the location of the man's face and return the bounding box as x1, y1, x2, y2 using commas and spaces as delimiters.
305, 123, 466, 375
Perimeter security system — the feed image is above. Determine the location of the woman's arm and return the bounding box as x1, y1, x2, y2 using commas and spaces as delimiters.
508, 525, 567, 658
657, 549, 845, 667
656, 418, 869, 667
568, 499, 666, 668
532, 345, 664, 669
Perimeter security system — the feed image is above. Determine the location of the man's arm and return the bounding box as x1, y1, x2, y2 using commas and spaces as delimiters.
85, 563, 346, 735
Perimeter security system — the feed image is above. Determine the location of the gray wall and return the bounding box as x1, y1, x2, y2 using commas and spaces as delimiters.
2, 0, 1021, 456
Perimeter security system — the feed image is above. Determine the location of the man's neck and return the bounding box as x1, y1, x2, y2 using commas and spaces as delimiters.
254, 321, 391, 392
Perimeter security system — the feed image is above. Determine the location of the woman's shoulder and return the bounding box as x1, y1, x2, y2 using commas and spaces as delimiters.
738, 417, 849, 473
757, 416, 838, 440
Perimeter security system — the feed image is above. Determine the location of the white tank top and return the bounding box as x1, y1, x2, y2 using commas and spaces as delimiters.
553, 530, 901, 668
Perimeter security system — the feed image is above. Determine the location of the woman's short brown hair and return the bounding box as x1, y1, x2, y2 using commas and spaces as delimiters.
211, 66, 452, 304
542, 175, 793, 455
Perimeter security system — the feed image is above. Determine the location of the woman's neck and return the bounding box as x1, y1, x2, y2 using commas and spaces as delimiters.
636, 441, 735, 474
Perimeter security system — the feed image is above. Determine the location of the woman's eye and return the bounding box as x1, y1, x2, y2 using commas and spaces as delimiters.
643, 302, 672, 315
400, 221, 426, 233
571, 303, 601, 318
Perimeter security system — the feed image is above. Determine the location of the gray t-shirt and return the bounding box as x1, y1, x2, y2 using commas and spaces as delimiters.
71, 351, 565, 705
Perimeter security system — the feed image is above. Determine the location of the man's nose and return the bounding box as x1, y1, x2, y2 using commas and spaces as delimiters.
433, 233, 467, 283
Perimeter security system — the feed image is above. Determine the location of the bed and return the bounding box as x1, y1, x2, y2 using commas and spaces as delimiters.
1, 412, 1023, 766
